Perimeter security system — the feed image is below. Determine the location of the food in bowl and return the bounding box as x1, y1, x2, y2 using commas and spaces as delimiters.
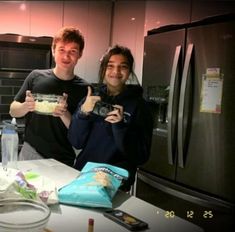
33, 94, 62, 115
0, 198, 51, 232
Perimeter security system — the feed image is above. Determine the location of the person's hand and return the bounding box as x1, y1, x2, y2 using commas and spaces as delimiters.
105, 105, 124, 123
24, 90, 35, 112
53, 93, 68, 117
81, 86, 101, 114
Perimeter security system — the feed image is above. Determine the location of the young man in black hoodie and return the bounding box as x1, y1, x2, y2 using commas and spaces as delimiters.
68, 45, 153, 191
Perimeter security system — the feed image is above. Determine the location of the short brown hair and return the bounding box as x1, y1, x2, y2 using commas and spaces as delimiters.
52, 26, 85, 52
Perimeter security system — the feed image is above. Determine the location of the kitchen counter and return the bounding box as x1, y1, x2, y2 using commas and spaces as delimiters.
1, 159, 204, 232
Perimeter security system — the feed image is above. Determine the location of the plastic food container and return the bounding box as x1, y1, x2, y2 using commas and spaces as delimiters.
0, 198, 51, 232
33, 93, 62, 115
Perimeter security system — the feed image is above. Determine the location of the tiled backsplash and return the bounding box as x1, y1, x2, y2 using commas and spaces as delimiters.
0, 77, 24, 122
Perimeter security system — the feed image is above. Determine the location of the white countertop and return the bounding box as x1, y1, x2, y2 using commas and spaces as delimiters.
1, 159, 204, 232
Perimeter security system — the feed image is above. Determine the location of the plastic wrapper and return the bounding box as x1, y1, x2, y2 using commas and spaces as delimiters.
0, 168, 58, 205
58, 162, 129, 208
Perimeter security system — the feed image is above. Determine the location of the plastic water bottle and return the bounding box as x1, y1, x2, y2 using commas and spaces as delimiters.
1, 118, 19, 170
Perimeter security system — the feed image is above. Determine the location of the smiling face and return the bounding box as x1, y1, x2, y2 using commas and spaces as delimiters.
52, 41, 81, 72
104, 54, 130, 93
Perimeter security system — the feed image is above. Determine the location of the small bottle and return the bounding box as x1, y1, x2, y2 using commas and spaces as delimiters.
1, 118, 19, 171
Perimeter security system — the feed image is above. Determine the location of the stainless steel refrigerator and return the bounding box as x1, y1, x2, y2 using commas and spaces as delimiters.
136, 14, 235, 231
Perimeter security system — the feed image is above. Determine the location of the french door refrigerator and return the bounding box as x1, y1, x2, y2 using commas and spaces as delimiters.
136, 14, 235, 231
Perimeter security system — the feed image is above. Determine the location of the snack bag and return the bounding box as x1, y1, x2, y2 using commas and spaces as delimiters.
58, 162, 129, 208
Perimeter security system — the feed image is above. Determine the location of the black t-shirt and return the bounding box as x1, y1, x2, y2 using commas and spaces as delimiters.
14, 69, 88, 166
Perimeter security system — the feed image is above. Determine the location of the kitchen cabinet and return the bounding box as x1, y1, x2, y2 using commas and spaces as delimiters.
191, 0, 235, 22
0, 1, 63, 36
144, 0, 191, 35
30, 1, 63, 36
144, 0, 235, 36
0, 1, 30, 35
112, 0, 145, 83
63, 1, 112, 83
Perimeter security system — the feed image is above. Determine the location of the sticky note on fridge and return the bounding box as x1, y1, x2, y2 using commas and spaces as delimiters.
200, 73, 223, 114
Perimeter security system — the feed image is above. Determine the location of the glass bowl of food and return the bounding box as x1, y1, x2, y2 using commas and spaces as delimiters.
33, 93, 63, 115
0, 198, 51, 232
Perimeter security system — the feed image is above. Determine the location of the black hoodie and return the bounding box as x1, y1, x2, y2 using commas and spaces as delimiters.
68, 84, 153, 191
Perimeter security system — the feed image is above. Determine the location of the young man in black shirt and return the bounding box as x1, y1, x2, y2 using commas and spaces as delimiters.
10, 26, 88, 166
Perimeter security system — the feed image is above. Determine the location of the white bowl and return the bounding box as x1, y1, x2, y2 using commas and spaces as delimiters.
0, 198, 51, 232
33, 93, 62, 115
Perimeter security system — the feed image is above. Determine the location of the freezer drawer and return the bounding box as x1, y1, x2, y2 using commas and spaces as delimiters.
136, 170, 234, 232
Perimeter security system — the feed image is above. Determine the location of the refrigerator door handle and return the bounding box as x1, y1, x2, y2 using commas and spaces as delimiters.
167, 45, 182, 165
178, 43, 194, 168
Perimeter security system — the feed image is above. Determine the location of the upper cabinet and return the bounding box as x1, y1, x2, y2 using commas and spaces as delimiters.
0, 1, 63, 36
63, 1, 112, 83
0, 1, 30, 35
191, 0, 235, 22
145, 0, 235, 35
144, 1, 191, 35
30, 1, 63, 36
112, 0, 145, 83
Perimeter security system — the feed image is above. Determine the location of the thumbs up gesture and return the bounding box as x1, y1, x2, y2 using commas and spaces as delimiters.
24, 90, 35, 112
81, 86, 101, 114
